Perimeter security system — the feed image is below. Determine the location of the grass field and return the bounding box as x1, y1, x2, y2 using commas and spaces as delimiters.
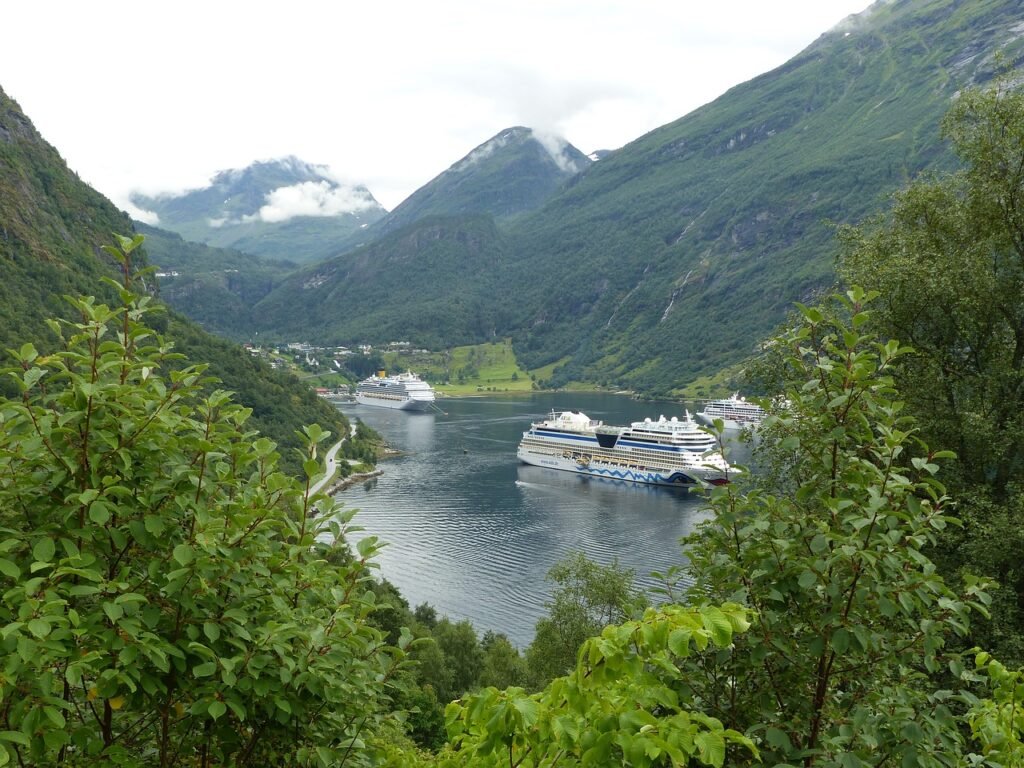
434, 339, 534, 395
671, 362, 747, 400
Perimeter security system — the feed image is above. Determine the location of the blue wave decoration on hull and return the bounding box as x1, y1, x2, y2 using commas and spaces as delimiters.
574, 464, 698, 486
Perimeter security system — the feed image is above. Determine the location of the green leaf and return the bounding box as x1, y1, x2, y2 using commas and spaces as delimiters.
701, 606, 733, 647
695, 730, 726, 768
208, 700, 227, 720
103, 603, 123, 623
17, 343, 37, 363
32, 538, 55, 563
830, 627, 851, 654
88, 503, 111, 525
356, 535, 379, 559
194, 662, 217, 678
144, 515, 166, 535
668, 628, 693, 657
0, 559, 20, 579
765, 727, 792, 752
173, 544, 193, 565
43, 706, 65, 729
27, 619, 50, 638
512, 696, 539, 726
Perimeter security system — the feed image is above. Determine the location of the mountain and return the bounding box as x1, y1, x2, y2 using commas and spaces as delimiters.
251, 215, 510, 349
130, 157, 387, 263
0, 86, 349, 470
500, 0, 1024, 394
137, 222, 295, 339
246, 0, 1024, 395
242, 128, 588, 346
356, 127, 591, 244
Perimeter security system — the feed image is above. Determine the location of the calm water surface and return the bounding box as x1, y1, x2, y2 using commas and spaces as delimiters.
333, 392, 731, 647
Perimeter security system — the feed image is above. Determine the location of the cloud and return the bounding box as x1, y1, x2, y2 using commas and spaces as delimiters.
246, 181, 377, 223
129, 205, 160, 226
531, 129, 585, 174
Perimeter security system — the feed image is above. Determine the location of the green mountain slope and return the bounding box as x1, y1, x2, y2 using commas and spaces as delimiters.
0, 86, 348, 467
139, 222, 294, 339
167, 0, 1024, 397
223, 128, 588, 347
130, 157, 387, 263
252, 215, 509, 349
499, 0, 1024, 394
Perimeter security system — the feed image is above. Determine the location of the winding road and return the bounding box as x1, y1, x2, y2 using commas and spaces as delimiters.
309, 424, 358, 497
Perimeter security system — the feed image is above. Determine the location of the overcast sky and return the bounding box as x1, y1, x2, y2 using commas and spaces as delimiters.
3, 1, 870, 214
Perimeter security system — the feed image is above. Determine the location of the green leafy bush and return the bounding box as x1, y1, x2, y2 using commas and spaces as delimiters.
0, 236, 406, 767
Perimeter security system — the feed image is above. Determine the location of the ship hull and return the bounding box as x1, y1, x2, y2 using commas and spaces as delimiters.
694, 413, 751, 431
516, 445, 727, 488
355, 393, 433, 411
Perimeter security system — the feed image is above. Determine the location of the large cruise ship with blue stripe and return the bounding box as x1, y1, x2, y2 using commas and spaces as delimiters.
516, 410, 734, 488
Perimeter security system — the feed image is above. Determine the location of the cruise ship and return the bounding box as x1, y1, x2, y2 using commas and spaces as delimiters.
355, 370, 437, 411
517, 410, 734, 488
695, 393, 766, 431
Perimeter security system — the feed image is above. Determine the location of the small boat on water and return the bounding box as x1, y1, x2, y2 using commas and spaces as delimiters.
516, 409, 735, 488
695, 393, 766, 431
355, 370, 437, 411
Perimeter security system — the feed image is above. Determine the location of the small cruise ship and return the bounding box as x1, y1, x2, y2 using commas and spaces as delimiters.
695, 393, 766, 431
355, 370, 437, 411
517, 410, 734, 488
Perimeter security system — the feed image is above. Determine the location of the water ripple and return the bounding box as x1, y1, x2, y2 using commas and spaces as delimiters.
335, 393, 717, 647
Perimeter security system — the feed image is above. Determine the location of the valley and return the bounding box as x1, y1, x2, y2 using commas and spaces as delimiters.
3, 1, 1024, 764
132, 0, 1024, 399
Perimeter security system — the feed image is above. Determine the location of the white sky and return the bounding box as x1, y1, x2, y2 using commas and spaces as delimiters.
3, 1, 870, 213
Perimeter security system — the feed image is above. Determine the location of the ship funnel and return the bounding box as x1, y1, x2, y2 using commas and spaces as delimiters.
377, 370, 386, 378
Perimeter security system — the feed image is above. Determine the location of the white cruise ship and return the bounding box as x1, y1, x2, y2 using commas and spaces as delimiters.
355, 370, 437, 411
517, 410, 734, 488
695, 393, 766, 431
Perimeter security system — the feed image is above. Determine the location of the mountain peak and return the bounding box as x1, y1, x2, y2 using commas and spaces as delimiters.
450, 127, 589, 178
359, 126, 591, 241
128, 157, 386, 263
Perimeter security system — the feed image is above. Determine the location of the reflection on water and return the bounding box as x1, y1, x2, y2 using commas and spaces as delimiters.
334, 393, 722, 647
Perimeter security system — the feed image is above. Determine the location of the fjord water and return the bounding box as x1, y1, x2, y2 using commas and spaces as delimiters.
333, 393, 728, 647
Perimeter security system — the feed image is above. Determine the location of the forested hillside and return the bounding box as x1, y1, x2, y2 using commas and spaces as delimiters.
499, 0, 1024, 394
252, 215, 511, 348
0, 86, 348, 469
3, 54, 1024, 763
138, 223, 294, 338
241, 0, 1024, 397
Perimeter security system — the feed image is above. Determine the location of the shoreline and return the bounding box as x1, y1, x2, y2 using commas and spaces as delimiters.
324, 468, 384, 495
433, 387, 630, 400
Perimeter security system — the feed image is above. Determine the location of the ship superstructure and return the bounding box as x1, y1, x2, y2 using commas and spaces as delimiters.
695, 393, 766, 431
